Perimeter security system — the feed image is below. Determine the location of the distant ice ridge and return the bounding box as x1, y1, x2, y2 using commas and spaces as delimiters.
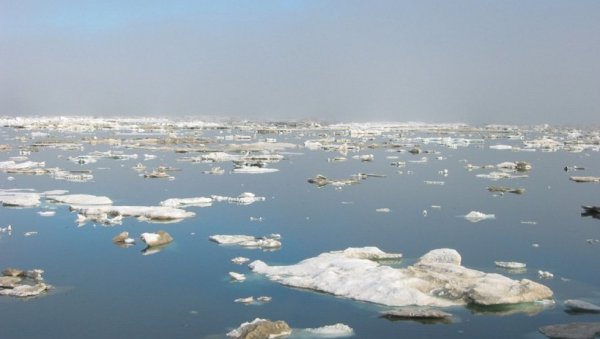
250, 247, 553, 308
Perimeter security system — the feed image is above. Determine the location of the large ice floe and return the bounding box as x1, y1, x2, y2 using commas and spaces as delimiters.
72, 205, 195, 223
249, 247, 553, 307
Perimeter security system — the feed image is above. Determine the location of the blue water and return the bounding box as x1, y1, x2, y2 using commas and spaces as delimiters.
1, 126, 599, 338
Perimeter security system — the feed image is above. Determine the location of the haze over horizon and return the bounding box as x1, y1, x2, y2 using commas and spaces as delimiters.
1, 1, 599, 125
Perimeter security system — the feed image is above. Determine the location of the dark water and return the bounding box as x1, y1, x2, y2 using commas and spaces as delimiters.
1, 126, 599, 338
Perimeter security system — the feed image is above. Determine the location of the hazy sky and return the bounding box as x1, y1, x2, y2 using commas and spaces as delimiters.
1, 1, 599, 124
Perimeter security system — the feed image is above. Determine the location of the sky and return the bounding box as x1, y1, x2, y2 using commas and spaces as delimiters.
1, 0, 599, 124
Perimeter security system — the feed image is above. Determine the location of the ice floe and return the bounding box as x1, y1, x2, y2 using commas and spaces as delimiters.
464, 211, 496, 222
231, 257, 250, 265
72, 205, 195, 223
0, 268, 51, 298
302, 323, 355, 337
250, 247, 553, 307
227, 318, 291, 338
160, 197, 213, 208
46, 194, 113, 206
140, 231, 173, 247
495, 261, 526, 271
211, 192, 266, 205
209, 234, 282, 250
232, 165, 279, 174
229, 272, 246, 282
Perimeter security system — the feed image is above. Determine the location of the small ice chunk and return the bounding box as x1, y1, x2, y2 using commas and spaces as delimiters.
464, 211, 495, 222
303, 323, 355, 337
538, 270, 554, 279
231, 257, 250, 265
257, 296, 272, 303
376, 208, 390, 213
229, 272, 246, 281
38, 211, 55, 217
140, 231, 173, 247
424, 180, 445, 185
234, 296, 254, 304
209, 234, 282, 250
495, 261, 526, 269
24, 231, 38, 237
489, 144, 512, 150
159, 197, 213, 208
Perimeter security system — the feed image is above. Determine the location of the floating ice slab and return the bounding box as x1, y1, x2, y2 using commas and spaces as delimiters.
489, 145, 512, 150
495, 261, 526, 270
229, 272, 246, 281
72, 205, 195, 222
303, 323, 355, 337
232, 166, 279, 174
0, 191, 41, 207
250, 247, 553, 307
465, 211, 495, 222
227, 318, 291, 338
46, 194, 113, 206
0, 268, 50, 298
160, 197, 213, 208
570, 176, 600, 183
140, 231, 173, 247
209, 234, 282, 249
231, 257, 250, 265
211, 192, 266, 205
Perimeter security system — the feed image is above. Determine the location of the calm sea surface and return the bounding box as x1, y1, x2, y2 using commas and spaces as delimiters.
1, 126, 599, 338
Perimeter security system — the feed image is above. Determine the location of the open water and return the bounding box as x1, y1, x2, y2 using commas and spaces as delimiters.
0, 125, 599, 338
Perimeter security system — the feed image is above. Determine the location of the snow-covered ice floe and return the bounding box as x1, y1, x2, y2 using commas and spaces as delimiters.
71, 205, 195, 223
300, 323, 355, 338
209, 234, 282, 250
249, 247, 553, 307
0, 191, 41, 207
46, 194, 113, 206
232, 166, 279, 174
494, 261, 526, 270
160, 197, 213, 208
211, 192, 266, 205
